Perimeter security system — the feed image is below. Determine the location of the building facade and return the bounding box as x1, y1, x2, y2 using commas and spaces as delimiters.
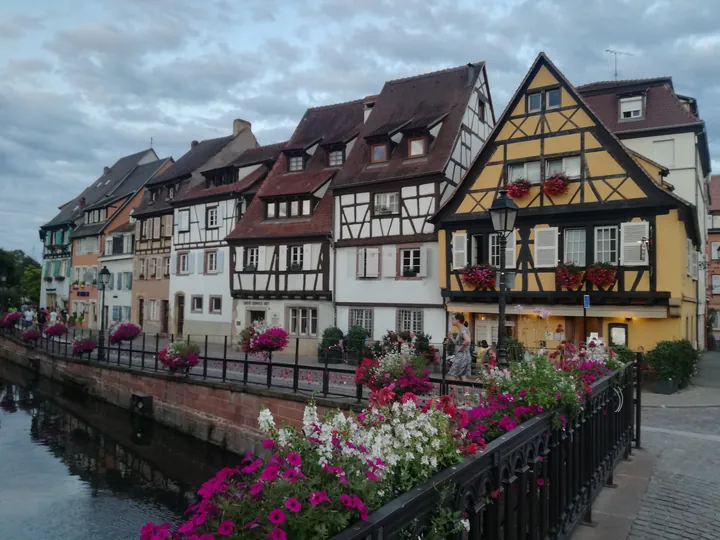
39, 224, 72, 311
331, 62, 494, 342
708, 175, 720, 346
433, 53, 702, 352
98, 223, 135, 324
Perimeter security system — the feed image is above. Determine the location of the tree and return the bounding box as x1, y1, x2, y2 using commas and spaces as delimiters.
19, 267, 41, 304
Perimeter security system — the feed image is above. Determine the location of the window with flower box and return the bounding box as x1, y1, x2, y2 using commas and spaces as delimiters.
245, 247, 259, 271
400, 248, 421, 277
563, 228, 586, 266
509, 161, 541, 184
289, 246, 303, 270
373, 192, 399, 216
546, 156, 581, 179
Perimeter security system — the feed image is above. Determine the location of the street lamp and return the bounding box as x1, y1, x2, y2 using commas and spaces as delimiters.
489, 189, 519, 367
97, 266, 111, 361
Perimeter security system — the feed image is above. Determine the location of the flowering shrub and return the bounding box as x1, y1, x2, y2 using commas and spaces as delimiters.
460, 264, 496, 290
19, 328, 42, 342
157, 341, 200, 373
239, 325, 257, 352
249, 326, 289, 356
548, 341, 626, 393
108, 322, 141, 344
1, 312, 22, 328
584, 263, 617, 288
506, 178, 532, 199
555, 263, 584, 289
72, 337, 97, 356
44, 323, 68, 338
356, 352, 434, 395
542, 173, 569, 196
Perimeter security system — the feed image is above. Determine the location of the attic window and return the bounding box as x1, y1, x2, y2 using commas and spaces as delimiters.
546, 89, 561, 110
620, 96, 643, 120
408, 137, 427, 158
288, 155, 304, 172
151, 191, 157, 202
370, 143, 388, 163
168, 186, 175, 199
527, 92, 542, 113
328, 150, 344, 167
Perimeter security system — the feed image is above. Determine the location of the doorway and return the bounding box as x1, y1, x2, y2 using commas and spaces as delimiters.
176, 295, 185, 336
138, 298, 144, 328
247, 309, 266, 328
161, 300, 169, 334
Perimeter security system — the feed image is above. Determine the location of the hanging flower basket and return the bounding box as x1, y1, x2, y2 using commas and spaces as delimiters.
585, 263, 617, 288
542, 173, 569, 197
460, 264, 496, 290
20, 329, 42, 343
157, 342, 200, 375
555, 263, 584, 290
506, 178, 532, 199
108, 322, 142, 344
45, 323, 68, 338
72, 337, 97, 356
1, 312, 22, 328
248, 327, 289, 357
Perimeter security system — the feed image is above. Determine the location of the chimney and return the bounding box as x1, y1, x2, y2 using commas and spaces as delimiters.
466, 63, 475, 86
191, 140, 199, 148
233, 118, 251, 136
79, 197, 86, 209
103, 166, 111, 175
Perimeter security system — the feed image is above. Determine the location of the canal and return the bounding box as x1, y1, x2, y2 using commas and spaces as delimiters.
0, 359, 248, 540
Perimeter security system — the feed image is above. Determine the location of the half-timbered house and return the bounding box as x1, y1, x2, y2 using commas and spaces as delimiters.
331, 63, 494, 341
432, 53, 703, 351
227, 101, 364, 354
131, 119, 257, 336
168, 142, 284, 342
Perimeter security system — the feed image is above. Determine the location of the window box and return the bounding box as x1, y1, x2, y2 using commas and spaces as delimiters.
244, 264, 258, 272
43, 276, 53, 282
459, 264, 496, 290
507, 178, 532, 199
54, 276, 65, 281
555, 263, 584, 290
289, 262, 303, 271
542, 173, 569, 196
585, 263, 617, 289
402, 269, 418, 278
138, 274, 145, 280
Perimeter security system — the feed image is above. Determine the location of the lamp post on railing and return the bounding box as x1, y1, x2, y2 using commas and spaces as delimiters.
97, 266, 111, 361
489, 189, 519, 368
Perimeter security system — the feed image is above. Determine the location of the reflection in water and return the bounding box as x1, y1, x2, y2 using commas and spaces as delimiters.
0, 361, 247, 540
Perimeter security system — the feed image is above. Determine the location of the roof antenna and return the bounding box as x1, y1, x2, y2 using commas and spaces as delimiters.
605, 49, 634, 80
150, 136, 154, 149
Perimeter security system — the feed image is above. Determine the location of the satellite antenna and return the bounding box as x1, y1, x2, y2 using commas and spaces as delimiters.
605, 49, 635, 80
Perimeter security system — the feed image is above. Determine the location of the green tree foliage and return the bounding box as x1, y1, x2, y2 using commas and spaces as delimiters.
20, 267, 41, 303
0, 248, 40, 308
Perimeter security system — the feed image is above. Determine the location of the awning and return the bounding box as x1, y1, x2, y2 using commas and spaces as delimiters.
446, 303, 668, 319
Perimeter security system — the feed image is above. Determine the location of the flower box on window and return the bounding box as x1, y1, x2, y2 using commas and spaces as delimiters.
507, 178, 532, 199
244, 264, 258, 272
460, 264, 496, 290
54, 276, 65, 281
585, 263, 617, 288
555, 263, 584, 290
375, 205, 393, 216
542, 173, 569, 197
289, 262, 303, 271
43, 276, 53, 282
402, 269, 419, 278
138, 274, 145, 280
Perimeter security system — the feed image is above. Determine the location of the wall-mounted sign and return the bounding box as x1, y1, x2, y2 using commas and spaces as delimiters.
243, 301, 269, 306
77, 292, 90, 297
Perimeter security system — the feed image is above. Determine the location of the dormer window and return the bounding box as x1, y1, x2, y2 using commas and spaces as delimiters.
546, 89, 561, 110
620, 96, 643, 120
370, 143, 388, 163
288, 155, 304, 172
168, 186, 174, 199
408, 137, 427, 158
266, 198, 313, 220
151, 190, 157, 202
527, 92, 542, 113
267, 202, 276, 219
328, 149, 344, 167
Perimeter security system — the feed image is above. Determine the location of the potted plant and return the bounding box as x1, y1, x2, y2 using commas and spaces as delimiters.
555, 263, 584, 290
317, 326, 345, 364
72, 280, 79, 288
45, 323, 68, 338
139, 274, 145, 280
413, 331, 437, 365
108, 322, 142, 344
19, 328, 42, 344
248, 326, 289, 358
79, 281, 86, 287
507, 178, 532, 199
345, 325, 368, 366
1, 312, 22, 328
244, 264, 258, 271
157, 341, 200, 375
72, 336, 97, 356
645, 340, 699, 394
585, 263, 617, 288
289, 262, 303, 271
459, 264, 497, 290
54, 275, 65, 281
402, 268, 419, 277
542, 173, 569, 196
239, 325, 257, 352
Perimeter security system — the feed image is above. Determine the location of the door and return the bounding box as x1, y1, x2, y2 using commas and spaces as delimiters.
161, 300, 169, 334
176, 295, 185, 336
138, 299, 144, 328
248, 310, 266, 328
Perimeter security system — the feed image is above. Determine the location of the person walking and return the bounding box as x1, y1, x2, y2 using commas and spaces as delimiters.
37, 308, 47, 330
447, 313, 472, 382
50, 309, 58, 325
23, 307, 34, 328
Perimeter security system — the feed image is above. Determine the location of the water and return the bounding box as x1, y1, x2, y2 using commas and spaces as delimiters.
0, 359, 247, 540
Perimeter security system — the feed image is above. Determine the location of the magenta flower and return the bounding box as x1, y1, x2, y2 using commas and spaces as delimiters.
309, 490, 330, 506
262, 439, 275, 450
250, 481, 263, 496
199, 535, 215, 540
283, 468, 299, 483
269, 528, 287, 540
241, 459, 262, 474
268, 508, 286, 525
285, 497, 302, 513
366, 470, 379, 481
537, 478, 545, 487
260, 464, 279, 482
340, 494, 354, 509
194, 511, 208, 526
244, 518, 259, 529
286, 452, 302, 467
177, 521, 195, 533
519, 389, 526, 398
217, 520, 234, 536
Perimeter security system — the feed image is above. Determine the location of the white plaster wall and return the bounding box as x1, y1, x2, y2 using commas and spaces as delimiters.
175, 199, 238, 246
98, 256, 134, 319
40, 258, 71, 309
336, 305, 447, 343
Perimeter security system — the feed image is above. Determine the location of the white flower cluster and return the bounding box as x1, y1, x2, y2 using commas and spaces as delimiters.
258, 407, 275, 432
378, 351, 405, 373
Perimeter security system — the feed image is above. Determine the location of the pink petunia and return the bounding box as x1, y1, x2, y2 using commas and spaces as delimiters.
217, 520, 234, 536
285, 497, 302, 513
250, 481, 263, 496
366, 470, 379, 481
309, 490, 330, 506
262, 439, 275, 450
268, 508, 286, 525
283, 468, 299, 483
260, 464, 279, 482
340, 494, 354, 509
286, 452, 302, 467
537, 478, 545, 487
268, 528, 287, 540
244, 517, 260, 529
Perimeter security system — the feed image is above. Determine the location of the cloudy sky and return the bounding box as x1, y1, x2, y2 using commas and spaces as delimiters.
1, 0, 718, 256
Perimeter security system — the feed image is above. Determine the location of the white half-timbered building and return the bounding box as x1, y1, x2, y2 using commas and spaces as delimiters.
331, 63, 495, 341
227, 100, 364, 354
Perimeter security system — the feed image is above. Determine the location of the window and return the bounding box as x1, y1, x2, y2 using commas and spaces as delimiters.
139, 258, 146, 278
246, 247, 259, 270
141, 220, 149, 239
116, 272, 123, 290
713, 275, 720, 295
329, 150, 344, 167
209, 296, 222, 314
112, 306, 122, 322
290, 201, 299, 216
124, 272, 132, 290
206, 207, 219, 228
509, 161, 541, 184
546, 88, 561, 109
163, 257, 170, 277
712, 242, 720, 261
150, 257, 158, 277
408, 137, 426, 158
122, 306, 131, 321
178, 210, 190, 233
191, 295, 203, 313
267, 202, 276, 219
397, 309, 423, 334
546, 156, 581, 179
288, 307, 318, 336
356, 247, 380, 278
206, 251, 218, 273
374, 192, 400, 215
302, 200, 311, 215
278, 201, 288, 218
712, 216, 720, 230
179, 253, 189, 274
288, 155, 304, 172
619, 96, 643, 120
162, 214, 173, 237
370, 143, 388, 163
350, 308, 373, 338
151, 191, 157, 202
595, 226, 618, 264
168, 186, 175, 199
564, 228, 586, 266
478, 97, 485, 122
527, 92, 542, 112
289, 246, 303, 269
489, 232, 516, 269
534, 227, 559, 268
123, 234, 133, 254
400, 248, 421, 276
149, 300, 158, 321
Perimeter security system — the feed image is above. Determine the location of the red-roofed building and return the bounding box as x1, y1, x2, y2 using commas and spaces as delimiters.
708, 175, 720, 345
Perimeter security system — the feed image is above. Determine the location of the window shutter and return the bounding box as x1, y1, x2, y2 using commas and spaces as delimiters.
471, 235, 479, 266
66, 261, 71, 277
217, 251, 225, 273
367, 248, 380, 278
686, 239, 692, 276
302, 244, 312, 270
505, 231, 516, 269
692, 250, 699, 280
620, 221, 649, 266
382, 248, 396, 278
117, 272, 123, 290
356, 248, 365, 278
258, 246, 267, 271
187, 252, 195, 274
452, 232, 467, 269
198, 207, 206, 230
534, 227, 558, 268
418, 245, 428, 277
54, 260, 61, 277
170, 254, 177, 275
278, 246, 288, 271
218, 204, 224, 226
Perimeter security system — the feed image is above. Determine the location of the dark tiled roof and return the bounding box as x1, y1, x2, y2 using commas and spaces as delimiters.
71, 222, 106, 239
178, 165, 270, 204
578, 78, 702, 134
106, 222, 136, 234
284, 100, 363, 151
710, 175, 720, 213
42, 149, 156, 228
203, 141, 287, 172
146, 136, 233, 186
84, 158, 172, 211
332, 62, 483, 188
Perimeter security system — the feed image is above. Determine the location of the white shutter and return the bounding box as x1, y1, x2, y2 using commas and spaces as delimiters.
258, 246, 267, 271
471, 235, 479, 266
620, 221, 649, 266
170, 254, 177, 275
452, 232, 467, 269
356, 248, 365, 278
505, 230, 516, 269
366, 247, 380, 278
692, 250, 699, 280
278, 246, 287, 271
418, 245, 428, 277
534, 227, 558, 268
217, 250, 225, 274
302, 244, 312, 270
197, 206, 205, 231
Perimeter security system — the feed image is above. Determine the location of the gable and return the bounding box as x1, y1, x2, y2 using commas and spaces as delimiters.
435, 53, 683, 222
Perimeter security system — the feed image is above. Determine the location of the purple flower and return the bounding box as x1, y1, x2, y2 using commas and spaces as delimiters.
269, 529, 287, 540
217, 520, 234, 536
268, 509, 285, 525
286, 452, 302, 467
262, 439, 275, 450
309, 490, 330, 506
249, 481, 263, 496
285, 497, 301, 513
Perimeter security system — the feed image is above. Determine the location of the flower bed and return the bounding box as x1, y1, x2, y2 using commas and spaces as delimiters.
108, 322, 141, 344
72, 337, 97, 356
1, 312, 22, 328
584, 262, 617, 288
356, 351, 433, 395
19, 328, 42, 343
45, 323, 68, 338
555, 263, 584, 290
459, 264, 496, 290
542, 173, 569, 196
157, 341, 200, 374
507, 178, 532, 199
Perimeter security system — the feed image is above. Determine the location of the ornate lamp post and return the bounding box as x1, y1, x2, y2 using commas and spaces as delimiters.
489, 189, 519, 367
97, 266, 111, 361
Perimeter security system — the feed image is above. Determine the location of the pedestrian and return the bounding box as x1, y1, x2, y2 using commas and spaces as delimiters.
23, 307, 34, 328
447, 313, 472, 382
37, 308, 47, 330
474, 339, 490, 375
50, 309, 58, 325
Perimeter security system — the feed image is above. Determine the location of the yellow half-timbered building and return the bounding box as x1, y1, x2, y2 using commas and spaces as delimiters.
432, 53, 702, 351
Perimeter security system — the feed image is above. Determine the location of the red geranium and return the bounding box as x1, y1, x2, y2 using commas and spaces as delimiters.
542, 173, 569, 197
555, 263, 584, 290
507, 178, 532, 199
460, 264, 496, 290
585, 263, 617, 288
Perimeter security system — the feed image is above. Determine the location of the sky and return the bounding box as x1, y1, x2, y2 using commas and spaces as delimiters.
1, 0, 719, 257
